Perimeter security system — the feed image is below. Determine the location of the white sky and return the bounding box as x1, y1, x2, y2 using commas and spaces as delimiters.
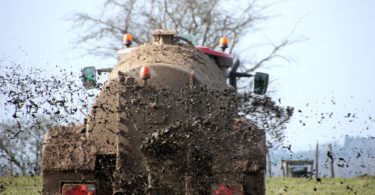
258, 0, 375, 150
1, 0, 374, 151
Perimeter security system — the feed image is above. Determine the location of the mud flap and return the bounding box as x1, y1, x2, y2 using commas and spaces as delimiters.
243, 170, 266, 195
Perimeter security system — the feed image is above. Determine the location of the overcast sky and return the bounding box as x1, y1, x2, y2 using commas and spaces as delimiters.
1, 0, 374, 151
257, 0, 375, 150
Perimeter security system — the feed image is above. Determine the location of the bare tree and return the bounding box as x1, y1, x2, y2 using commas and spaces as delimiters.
68, 0, 296, 146
0, 64, 97, 175
69, 0, 292, 71
0, 116, 55, 176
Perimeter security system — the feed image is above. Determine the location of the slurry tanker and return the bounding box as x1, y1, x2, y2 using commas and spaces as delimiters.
42, 29, 269, 195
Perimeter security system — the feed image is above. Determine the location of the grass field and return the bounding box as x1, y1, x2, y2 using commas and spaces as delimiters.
267, 176, 375, 195
0, 176, 374, 194
0, 176, 41, 195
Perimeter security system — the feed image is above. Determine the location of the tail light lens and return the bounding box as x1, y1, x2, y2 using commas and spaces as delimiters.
212, 184, 243, 195
62, 184, 96, 195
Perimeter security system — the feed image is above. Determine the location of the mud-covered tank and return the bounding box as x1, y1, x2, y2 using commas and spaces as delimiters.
42, 30, 267, 195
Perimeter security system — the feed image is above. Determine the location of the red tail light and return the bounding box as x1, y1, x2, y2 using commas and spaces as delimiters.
139, 66, 151, 80
213, 184, 243, 195
62, 184, 96, 195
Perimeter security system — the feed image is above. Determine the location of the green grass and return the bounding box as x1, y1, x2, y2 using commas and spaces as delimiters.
267, 176, 375, 195
0, 176, 41, 195
1, 176, 375, 194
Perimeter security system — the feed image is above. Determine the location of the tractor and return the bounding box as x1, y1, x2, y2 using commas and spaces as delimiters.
42, 29, 269, 195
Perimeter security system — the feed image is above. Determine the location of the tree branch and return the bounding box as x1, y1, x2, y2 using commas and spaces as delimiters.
0, 139, 25, 175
